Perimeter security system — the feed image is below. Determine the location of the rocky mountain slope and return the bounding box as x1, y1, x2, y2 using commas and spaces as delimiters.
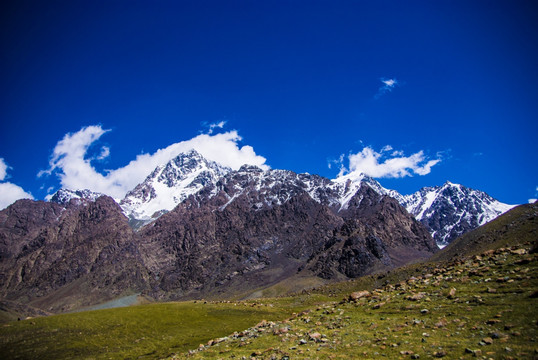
0, 197, 150, 312
119, 150, 513, 247
138, 165, 436, 300
401, 181, 515, 246
0, 150, 515, 313
0, 159, 437, 312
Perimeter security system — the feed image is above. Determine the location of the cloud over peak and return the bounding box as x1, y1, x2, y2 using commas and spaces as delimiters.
336, 145, 441, 179
40, 125, 268, 199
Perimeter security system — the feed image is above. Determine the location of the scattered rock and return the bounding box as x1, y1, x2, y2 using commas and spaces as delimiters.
435, 319, 447, 328
349, 290, 371, 301
373, 302, 386, 309
407, 293, 425, 301
465, 348, 482, 356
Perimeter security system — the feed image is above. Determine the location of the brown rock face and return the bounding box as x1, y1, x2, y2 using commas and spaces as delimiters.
139, 168, 436, 300
0, 196, 149, 312
308, 186, 437, 279
0, 165, 438, 313
139, 189, 344, 299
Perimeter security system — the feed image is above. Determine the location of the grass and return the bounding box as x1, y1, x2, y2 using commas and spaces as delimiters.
0, 293, 334, 359
0, 302, 277, 359
180, 244, 538, 359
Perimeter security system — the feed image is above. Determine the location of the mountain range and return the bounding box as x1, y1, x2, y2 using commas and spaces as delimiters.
0, 150, 515, 313
114, 150, 514, 246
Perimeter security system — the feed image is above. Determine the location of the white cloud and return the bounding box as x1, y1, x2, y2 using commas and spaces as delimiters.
337, 146, 441, 179
328, 154, 345, 171
0, 158, 8, 181
207, 121, 227, 134
96, 146, 110, 160
375, 78, 399, 99
0, 183, 34, 210
380, 145, 393, 153
0, 158, 34, 209
40, 125, 268, 199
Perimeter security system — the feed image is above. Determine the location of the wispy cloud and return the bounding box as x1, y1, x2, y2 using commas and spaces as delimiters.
375, 78, 399, 99
336, 145, 441, 179
0, 158, 34, 209
203, 120, 227, 135
40, 125, 268, 199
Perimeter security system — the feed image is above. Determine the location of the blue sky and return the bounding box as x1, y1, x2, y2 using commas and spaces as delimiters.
1, 0, 537, 208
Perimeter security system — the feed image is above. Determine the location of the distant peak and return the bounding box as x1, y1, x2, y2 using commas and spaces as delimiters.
173, 149, 204, 161
238, 164, 264, 173
334, 170, 367, 184
50, 188, 103, 205
180, 148, 202, 157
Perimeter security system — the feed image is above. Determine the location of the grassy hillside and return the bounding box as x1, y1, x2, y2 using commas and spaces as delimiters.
179, 243, 537, 359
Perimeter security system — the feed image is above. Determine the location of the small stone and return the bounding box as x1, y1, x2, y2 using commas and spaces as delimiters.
411, 355, 420, 359
482, 337, 493, 345
447, 288, 457, 299
433, 350, 446, 357
435, 319, 447, 328
299, 339, 307, 345
465, 348, 482, 356
349, 290, 371, 301
373, 302, 386, 309
420, 309, 429, 314
407, 293, 425, 301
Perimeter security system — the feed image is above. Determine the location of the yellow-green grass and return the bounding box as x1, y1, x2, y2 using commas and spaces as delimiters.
0, 292, 334, 360
180, 247, 538, 359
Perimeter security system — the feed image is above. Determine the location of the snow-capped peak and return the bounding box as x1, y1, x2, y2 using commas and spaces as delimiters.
400, 181, 515, 246
120, 149, 231, 221
50, 189, 104, 205
331, 171, 404, 209
116, 150, 515, 247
